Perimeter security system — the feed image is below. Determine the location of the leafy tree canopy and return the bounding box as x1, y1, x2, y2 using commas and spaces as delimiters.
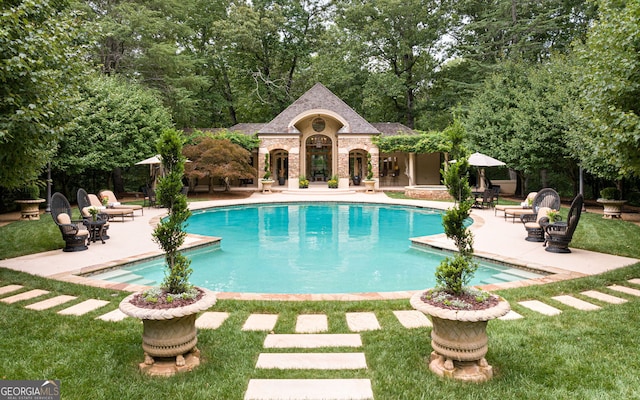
569, 0, 640, 181
183, 136, 255, 191
53, 75, 173, 183
0, 0, 87, 189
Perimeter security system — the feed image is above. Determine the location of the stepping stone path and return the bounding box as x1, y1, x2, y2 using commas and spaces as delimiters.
2, 278, 640, 400
246, 333, 373, 400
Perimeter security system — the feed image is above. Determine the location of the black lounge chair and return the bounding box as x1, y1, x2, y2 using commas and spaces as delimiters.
51, 192, 89, 252
544, 194, 584, 253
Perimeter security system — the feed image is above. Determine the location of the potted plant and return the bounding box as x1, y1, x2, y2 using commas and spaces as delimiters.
261, 153, 274, 193
410, 157, 510, 382
14, 182, 45, 220
119, 129, 216, 376
327, 174, 339, 188
299, 176, 309, 189
596, 186, 626, 219
363, 153, 376, 193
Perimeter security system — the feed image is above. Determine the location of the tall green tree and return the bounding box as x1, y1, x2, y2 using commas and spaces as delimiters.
569, 0, 640, 182
463, 60, 576, 194
0, 0, 87, 189
53, 75, 173, 194
334, 0, 455, 128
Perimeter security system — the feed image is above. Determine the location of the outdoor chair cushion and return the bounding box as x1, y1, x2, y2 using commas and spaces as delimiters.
57, 213, 71, 225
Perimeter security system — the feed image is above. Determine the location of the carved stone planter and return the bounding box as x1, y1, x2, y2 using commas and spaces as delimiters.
364, 180, 376, 193
410, 291, 510, 382
119, 288, 217, 376
596, 198, 626, 219
15, 199, 45, 220
261, 179, 274, 194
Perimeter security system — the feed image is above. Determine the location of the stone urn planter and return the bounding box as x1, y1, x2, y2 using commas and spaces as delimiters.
410, 291, 510, 382
364, 180, 376, 193
596, 198, 626, 219
119, 288, 217, 376
15, 199, 45, 220
261, 179, 274, 194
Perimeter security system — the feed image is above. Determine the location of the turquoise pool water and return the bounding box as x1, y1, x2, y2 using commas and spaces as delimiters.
92, 202, 543, 294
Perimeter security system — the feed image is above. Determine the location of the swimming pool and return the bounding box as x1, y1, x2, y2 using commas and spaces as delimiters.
91, 202, 544, 294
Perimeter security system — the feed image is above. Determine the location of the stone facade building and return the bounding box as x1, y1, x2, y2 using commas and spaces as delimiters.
214, 83, 443, 191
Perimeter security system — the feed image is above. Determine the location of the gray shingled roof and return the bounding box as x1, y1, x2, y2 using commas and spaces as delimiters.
257, 83, 380, 134
371, 122, 417, 136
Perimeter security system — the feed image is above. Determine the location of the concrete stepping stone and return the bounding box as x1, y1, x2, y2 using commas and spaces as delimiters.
346, 312, 380, 332
551, 295, 601, 311
264, 334, 362, 349
242, 314, 278, 331
296, 314, 328, 333
244, 379, 374, 400
628, 278, 640, 286
196, 312, 230, 329
499, 310, 524, 320
26, 295, 78, 311
57, 299, 110, 316
0, 289, 49, 304
0, 285, 24, 296
256, 353, 367, 370
518, 300, 562, 316
393, 310, 432, 328
607, 285, 640, 297
581, 290, 627, 304
97, 309, 128, 322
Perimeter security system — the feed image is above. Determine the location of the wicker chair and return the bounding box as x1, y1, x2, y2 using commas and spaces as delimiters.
545, 194, 584, 253
473, 190, 494, 209
519, 188, 561, 228
522, 207, 552, 242
77, 188, 110, 239
51, 192, 89, 252
77, 188, 133, 222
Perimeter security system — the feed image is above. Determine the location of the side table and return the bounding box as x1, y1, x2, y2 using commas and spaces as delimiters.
83, 219, 106, 245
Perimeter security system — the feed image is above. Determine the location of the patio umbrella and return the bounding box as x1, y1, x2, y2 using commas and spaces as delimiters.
135, 155, 162, 165
467, 152, 506, 191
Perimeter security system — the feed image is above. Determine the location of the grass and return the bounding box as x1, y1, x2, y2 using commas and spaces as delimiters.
1, 265, 640, 399
1, 194, 640, 398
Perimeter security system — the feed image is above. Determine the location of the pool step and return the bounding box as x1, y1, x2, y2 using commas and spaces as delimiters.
92, 271, 156, 286
500, 268, 544, 279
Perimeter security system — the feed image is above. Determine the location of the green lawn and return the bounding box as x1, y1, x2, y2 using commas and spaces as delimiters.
1, 196, 640, 398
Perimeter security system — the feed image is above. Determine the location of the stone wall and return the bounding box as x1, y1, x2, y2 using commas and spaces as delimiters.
404, 187, 453, 201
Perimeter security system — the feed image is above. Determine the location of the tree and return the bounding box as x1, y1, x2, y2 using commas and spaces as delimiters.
153, 128, 193, 294
334, 0, 456, 128
463, 60, 576, 194
0, 0, 87, 189
53, 75, 173, 194
569, 0, 640, 183
183, 135, 256, 191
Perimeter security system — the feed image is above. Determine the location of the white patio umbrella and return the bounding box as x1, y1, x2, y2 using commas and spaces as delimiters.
135, 155, 162, 188
467, 152, 506, 191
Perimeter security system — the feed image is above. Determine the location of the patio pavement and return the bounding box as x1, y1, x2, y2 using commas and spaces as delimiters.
0, 190, 637, 300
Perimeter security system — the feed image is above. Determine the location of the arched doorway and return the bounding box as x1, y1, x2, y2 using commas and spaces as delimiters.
306, 134, 332, 181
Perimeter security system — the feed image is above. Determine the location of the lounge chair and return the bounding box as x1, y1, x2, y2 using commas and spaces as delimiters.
51, 192, 89, 252
99, 190, 143, 216
522, 206, 552, 242
78, 188, 134, 222
544, 194, 584, 253
495, 192, 537, 217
